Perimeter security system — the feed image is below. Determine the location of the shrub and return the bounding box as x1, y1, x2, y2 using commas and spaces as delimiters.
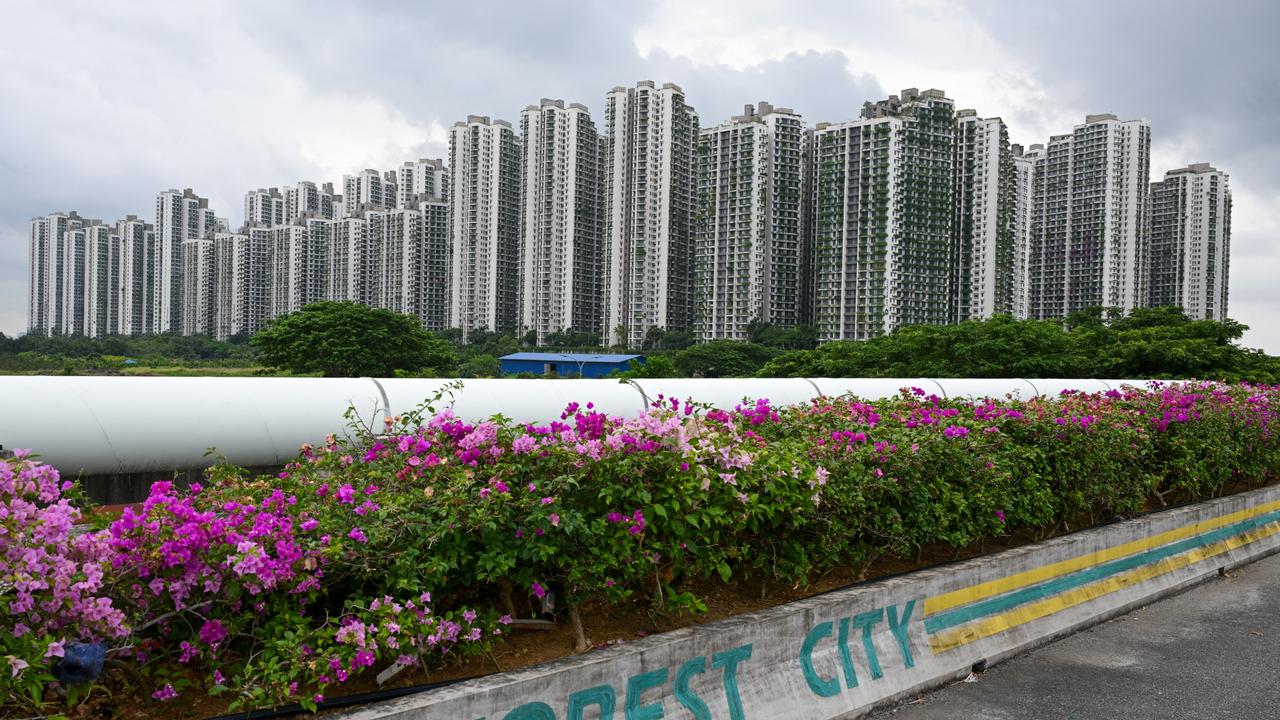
5, 381, 1280, 714
251, 301, 456, 377
108, 471, 501, 711
0, 452, 127, 711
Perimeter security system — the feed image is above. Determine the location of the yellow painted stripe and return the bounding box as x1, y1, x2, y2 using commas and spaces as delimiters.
925, 498, 1280, 616
928, 518, 1280, 654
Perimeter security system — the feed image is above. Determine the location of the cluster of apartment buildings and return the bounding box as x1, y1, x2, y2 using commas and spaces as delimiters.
26, 83, 1232, 346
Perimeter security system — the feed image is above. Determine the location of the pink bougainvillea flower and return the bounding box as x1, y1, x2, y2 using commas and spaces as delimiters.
199, 619, 228, 646
7, 656, 28, 678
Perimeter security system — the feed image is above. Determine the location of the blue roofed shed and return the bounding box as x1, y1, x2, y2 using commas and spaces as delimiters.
498, 353, 645, 378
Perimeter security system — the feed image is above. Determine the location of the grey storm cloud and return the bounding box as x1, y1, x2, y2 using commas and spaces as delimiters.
960, 0, 1280, 352
233, 2, 880, 128
1, 0, 1276, 351
967, 0, 1280, 190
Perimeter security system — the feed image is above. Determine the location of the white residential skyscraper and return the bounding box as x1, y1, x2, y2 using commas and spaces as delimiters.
343, 169, 396, 215
59, 222, 89, 336
28, 212, 85, 335
210, 233, 236, 341
244, 188, 285, 228
417, 199, 450, 331
1029, 114, 1152, 319
181, 237, 215, 336
397, 159, 448, 209
379, 206, 450, 330
25, 84, 1234, 348
601, 81, 699, 347
267, 219, 329, 318
26, 216, 50, 334
519, 98, 603, 344
449, 115, 521, 335
1010, 144, 1043, 320
29, 211, 139, 338
224, 231, 269, 339
116, 215, 154, 335
814, 89, 955, 341
1149, 163, 1231, 322
800, 127, 817, 327
696, 101, 806, 341
327, 216, 371, 306
83, 222, 121, 338
952, 110, 1015, 321
284, 181, 336, 224
155, 189, 221, 333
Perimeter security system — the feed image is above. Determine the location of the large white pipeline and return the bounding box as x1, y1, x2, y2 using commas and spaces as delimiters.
0, 376, 1144, 477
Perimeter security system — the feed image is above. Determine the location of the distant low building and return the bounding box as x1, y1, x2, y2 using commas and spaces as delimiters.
498, 352, 645, 378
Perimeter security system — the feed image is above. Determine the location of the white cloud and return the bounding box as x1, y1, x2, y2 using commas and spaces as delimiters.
0, 1, 447, 228
632, 0, 1067, 140
295, 101, 448, 183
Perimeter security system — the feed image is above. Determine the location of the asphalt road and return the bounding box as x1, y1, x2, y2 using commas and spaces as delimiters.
872, 551, 1280, 720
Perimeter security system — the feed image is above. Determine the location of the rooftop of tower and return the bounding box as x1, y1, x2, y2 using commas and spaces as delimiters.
609, 81, 685, 94
456, 115, 513, 128
1077, 113, 1149, 128
860, 88, 952, 119
1167, 162, 1222, 175
523, 98, 590, 113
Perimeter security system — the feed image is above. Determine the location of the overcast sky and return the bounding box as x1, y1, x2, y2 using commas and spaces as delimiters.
3, 0, 1277, 350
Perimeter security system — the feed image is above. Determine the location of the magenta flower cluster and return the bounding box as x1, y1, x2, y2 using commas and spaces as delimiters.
5, 380, 1278, 713
0, 452, 127, 685
109, 481, 322, 611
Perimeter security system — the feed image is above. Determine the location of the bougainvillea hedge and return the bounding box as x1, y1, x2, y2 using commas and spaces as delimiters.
3, 381, 1277, 714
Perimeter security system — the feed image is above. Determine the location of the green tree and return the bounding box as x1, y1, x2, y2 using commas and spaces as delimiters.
641, 326, 666, 351
674, 341, 775, 378
458, 354, 501, 378
660, 330, 696, 351
757, 310, 1280, 382
251, 301, 455, 377
618, 354, 678, 379
745, 321, 819, 350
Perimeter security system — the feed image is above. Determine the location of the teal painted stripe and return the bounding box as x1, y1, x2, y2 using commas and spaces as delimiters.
924, 508, 1280, 635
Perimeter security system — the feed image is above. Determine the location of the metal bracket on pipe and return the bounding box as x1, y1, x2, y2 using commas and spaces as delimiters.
622, 379, 652, 411
365, 377, 393, 423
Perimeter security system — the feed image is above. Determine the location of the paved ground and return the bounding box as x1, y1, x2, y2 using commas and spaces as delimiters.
873, 551, 1280, 720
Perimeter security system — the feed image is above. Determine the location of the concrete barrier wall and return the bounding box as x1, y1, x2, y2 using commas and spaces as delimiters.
339, 484, 1280, 720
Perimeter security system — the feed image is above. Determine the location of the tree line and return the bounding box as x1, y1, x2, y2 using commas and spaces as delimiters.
6, 302, 1279, 382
